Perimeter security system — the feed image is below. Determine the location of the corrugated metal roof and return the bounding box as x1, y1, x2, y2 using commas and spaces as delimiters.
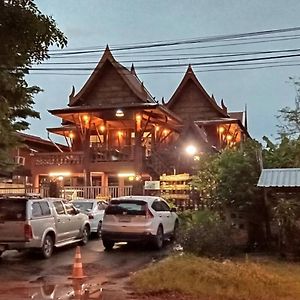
257, 168, 300, 187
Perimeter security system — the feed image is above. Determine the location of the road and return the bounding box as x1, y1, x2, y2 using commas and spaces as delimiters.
0, 239, 172, 299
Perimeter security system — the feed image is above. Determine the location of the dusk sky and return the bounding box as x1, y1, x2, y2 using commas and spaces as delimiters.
27, 0, 300, 143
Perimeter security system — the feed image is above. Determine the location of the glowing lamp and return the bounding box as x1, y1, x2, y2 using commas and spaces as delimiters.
69, 132, 75, 139
218, 126, 225, 133
100, 125, 105, 132
226, 134, 233, 141
116, 109, 124, 117
185, 145, 197, 156
82, 115, 89, 123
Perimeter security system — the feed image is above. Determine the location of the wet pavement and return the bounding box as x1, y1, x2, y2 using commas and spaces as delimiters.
0, 239, 171, 299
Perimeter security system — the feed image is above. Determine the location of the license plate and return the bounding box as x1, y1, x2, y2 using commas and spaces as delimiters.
119, 216, 131, 222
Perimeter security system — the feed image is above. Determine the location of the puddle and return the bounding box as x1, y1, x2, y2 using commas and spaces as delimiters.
0, 279, 133, 300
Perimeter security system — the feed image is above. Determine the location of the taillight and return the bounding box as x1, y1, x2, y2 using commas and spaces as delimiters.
146, 208, 154, 219
88, 214, 94, 219
24, 224, 33, 241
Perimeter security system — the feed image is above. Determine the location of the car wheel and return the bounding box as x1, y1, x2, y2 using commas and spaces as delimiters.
170, 220, 179, 242
153, 225, 164, 250
102, 238, 114, 251
96, 221, 102, 239
41, 235, 54, 259
80, 226, 90, 246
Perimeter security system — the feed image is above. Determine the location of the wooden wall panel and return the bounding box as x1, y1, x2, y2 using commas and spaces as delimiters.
170, 80, 224, 121
84, 63, 141, 106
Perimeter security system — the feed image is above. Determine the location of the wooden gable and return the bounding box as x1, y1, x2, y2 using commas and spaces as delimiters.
69, 46, 154, 107
167, 65, 228, 122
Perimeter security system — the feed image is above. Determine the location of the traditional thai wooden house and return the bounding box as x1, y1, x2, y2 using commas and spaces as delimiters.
30, 47, 249, 196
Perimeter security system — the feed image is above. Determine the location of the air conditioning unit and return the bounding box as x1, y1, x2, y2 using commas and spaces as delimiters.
14, 156, 25, 166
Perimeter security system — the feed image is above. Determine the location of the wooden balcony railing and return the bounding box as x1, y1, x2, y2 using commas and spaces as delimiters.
34, 152, 83, 166
33, 146, 134, 166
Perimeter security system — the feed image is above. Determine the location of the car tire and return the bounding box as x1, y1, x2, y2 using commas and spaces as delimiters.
96, 221, 102, 239
102, 238, 114, 251
80, 225, 90, 246
153, 225, 164, 250
41, 235, 54, 259
170, 220, 179, 242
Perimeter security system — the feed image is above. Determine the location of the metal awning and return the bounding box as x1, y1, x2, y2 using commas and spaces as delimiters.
257, 168, 300, 187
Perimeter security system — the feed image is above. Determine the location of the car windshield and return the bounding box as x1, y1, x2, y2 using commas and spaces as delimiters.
0, 199, 26, 221
73, 202, 93, 211
106, 199, 147, 215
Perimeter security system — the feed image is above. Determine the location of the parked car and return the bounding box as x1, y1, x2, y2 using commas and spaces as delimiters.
0, 195, 91, 258
72, 199, 107, 238
101, 196, 179, 250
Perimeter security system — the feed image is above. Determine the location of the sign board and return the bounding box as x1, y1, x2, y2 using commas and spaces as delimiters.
144, 181, 160, 190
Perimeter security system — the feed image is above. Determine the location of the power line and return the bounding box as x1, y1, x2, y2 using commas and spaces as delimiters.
48, 26, 300, 56
41, 48, 300, 65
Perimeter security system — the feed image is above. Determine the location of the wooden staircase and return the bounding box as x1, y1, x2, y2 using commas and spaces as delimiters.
144, 150, 174, 179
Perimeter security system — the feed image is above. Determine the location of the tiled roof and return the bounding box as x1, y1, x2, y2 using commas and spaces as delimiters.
257, 168, 300, 187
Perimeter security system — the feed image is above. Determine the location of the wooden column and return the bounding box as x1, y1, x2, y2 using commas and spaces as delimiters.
133, 112, 144, 195
82, 128, 91, 187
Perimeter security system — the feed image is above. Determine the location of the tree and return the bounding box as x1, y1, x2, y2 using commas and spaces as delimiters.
277, 77, 300, 139
262, 136, 300, 168
193, 140, 263, 212
0, 0, 67, 170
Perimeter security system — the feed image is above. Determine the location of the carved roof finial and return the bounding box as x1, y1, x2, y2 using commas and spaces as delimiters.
187, 64, 193, 73
69, 85, 75, 103
244, 104, 248, 130
131, 63, 137, 76
221, 99, 228, 113
162, 97, 166, 105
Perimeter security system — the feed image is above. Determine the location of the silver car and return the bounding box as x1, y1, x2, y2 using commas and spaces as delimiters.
73, 199, 107, 238
0, 195, 91, 258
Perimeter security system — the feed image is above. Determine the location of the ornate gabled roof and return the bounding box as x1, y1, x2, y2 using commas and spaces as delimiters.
68, 45, 156, 106
176, 121, 211, 152
166, 65, 228, 118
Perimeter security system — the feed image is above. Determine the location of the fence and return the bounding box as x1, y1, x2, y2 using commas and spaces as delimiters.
0, 186, 50, 198
0, 185, 132, 200
60, 186, 133, 200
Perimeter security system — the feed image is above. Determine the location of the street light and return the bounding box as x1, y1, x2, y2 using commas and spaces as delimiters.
185, 145, 197, 156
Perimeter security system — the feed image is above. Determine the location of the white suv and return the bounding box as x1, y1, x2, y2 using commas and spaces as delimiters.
101, 196, 179, 250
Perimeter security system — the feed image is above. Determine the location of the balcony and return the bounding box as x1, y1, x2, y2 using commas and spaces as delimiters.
34, 146, 135, 167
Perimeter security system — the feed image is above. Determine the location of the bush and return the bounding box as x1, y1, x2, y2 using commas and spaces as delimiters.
177, 210, 234, 258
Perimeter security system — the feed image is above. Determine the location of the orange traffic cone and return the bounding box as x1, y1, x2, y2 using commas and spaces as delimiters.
70, 246, 87, 280
72, 279, 83, 299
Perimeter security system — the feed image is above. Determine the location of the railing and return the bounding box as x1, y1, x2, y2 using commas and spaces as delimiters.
33, 146, 135, 166
90, 145, 134, 162
0, 186, 50, 197
60, 185, 133, 200
0, 185, 132, 200
34, 152, 83, 166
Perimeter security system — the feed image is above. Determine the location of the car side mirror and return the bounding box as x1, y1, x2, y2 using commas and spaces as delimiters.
170, 207, 177, 212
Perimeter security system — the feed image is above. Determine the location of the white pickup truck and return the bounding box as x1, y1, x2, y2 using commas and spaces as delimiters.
0, 196, 91, 258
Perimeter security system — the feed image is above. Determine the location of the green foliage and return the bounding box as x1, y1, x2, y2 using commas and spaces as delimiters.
177, 210, 234, 257
0, 0, 67, 169
262, 136, 300, 168
193, 140, 263, 211
276, 77, 300, 139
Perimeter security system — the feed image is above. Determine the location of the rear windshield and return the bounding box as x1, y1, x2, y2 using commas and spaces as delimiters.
0, 199, 26, 221
105, 200, 147, 215
73, 202, 93, 211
